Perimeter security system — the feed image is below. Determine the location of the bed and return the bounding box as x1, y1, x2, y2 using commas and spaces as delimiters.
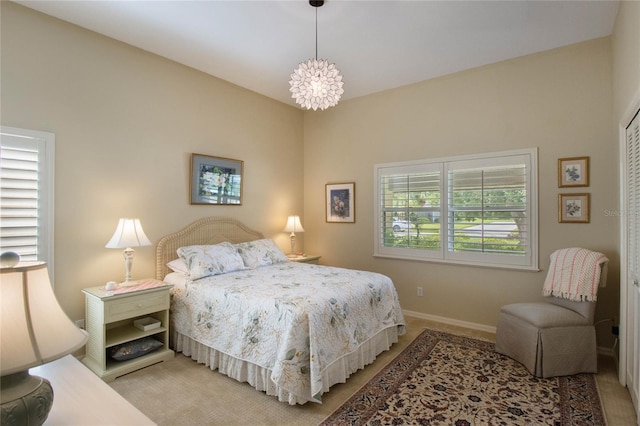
156, 216, 405, 405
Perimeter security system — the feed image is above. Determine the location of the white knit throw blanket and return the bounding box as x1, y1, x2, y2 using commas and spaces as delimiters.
542, 248, 608, 301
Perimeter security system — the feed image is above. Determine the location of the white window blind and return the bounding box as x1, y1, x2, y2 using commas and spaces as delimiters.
0, 127, 54, 269
377, 163, 443, 261
375, 148, 538, 270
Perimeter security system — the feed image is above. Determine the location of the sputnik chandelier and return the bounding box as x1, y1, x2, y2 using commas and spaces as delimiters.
289, 0, 344, 111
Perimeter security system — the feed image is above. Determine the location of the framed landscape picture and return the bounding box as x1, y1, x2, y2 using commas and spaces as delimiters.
190, 153, 243, 205
558, 193, 590, 223
326, 182, 355, 223
558, 156, 589, 187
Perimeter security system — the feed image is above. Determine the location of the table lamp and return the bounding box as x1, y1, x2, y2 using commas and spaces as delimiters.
0, 261, 89, 426
105, 218, 152, 285
283, 215, 304, 257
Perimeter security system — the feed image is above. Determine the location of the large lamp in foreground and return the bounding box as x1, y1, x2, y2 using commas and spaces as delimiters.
1, 262, 89, 425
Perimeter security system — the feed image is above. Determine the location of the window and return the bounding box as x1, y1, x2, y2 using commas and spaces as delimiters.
375, 148, 538, 270
0, 127, 55, 272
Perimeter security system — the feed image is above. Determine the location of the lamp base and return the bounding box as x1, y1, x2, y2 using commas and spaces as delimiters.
1, 371, 53, 426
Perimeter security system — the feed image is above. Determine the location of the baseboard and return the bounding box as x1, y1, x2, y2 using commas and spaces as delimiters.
403, 311, 621, 357
403, 309, 497, 335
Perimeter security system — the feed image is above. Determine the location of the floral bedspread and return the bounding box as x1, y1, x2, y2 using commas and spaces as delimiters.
170, 262, 405, 403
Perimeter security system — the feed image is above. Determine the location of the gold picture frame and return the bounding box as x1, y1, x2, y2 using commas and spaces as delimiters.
558, 156, 589, 187
558, 193, 590, 223
326, 182, 355, 223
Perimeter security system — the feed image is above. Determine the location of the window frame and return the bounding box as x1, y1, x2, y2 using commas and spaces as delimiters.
0, 126, 55, 277
374, 148, 538, 271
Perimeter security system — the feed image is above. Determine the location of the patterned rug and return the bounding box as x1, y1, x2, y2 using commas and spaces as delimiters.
321, 329, 605, 425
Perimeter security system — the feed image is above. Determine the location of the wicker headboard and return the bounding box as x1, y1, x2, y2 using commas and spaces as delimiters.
155, 216, 264, 279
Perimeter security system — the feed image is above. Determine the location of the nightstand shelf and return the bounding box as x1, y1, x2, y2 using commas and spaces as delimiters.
105, 323, 168, 348
82, 279, 174, 382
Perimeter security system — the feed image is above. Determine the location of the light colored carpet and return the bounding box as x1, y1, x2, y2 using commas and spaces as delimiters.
109, 316, 637, 425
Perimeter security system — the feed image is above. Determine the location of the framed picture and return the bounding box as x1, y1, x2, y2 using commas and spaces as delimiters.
558, 193, 590, 223
326, 182, 355, 223
190, 153, 243, 205
558, 156, 589, 187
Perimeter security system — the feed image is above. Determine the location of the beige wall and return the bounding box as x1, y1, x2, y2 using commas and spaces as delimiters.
1, 3, 304, 322
303, 37, 619, 346
613, 1, 640, 122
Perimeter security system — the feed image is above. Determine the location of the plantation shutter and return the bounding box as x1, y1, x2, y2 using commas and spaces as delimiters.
376, 162, 442, 259
0, 128, 54, 265
447, 163, 527, 254
374, 148, 537, 269
445, 152, 534, 268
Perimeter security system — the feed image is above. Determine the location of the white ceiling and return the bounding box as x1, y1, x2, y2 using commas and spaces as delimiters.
16, 0, 619, 109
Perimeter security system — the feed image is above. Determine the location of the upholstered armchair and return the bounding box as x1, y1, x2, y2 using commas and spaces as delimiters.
495, 248, 609, 378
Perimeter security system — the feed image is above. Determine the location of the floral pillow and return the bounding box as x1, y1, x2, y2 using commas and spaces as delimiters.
235, 239, 289, 269
177, 242, 245, 280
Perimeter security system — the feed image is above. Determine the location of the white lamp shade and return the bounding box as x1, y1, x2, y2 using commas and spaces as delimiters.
0, 262, 89, 375
105, 218, 152, 248
283, 216, 305, 233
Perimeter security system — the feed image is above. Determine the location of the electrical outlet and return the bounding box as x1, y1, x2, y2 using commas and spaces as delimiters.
74, 319, 85, 329
417, 287, 423, 297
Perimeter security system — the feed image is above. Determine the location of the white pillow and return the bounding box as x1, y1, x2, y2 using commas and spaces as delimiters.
235, 239, 289, 269
166, 258, 189, 275
177, 242, 245, 280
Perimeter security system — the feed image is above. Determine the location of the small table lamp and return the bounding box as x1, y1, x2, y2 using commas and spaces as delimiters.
0, 262, 89, 426
105, 218, 152, 285
283, 215, 304, 258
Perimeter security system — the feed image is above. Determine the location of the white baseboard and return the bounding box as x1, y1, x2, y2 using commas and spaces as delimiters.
403, 309, 497, 335
404, 309, 619, 364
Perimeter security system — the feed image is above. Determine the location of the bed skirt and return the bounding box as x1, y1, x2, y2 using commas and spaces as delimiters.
171, 325, 402, 405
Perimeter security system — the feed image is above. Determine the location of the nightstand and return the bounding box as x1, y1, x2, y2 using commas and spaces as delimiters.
81, 279, 174, 382
289, 254, 321, 264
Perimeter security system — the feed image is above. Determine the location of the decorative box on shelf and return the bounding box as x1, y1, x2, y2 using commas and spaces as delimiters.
134, 317, 161, 331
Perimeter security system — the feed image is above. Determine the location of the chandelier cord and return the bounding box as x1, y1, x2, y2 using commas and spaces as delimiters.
315, 6, 318, 60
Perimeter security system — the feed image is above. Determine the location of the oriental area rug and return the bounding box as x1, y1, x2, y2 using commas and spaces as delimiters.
321, 329, 605, 426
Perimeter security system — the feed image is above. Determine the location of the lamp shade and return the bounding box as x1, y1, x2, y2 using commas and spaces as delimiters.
105, 218, 152, 249
0, 262, 89, 375
283, 216, 305, 233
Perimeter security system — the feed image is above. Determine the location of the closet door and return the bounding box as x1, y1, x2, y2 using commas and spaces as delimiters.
625, 109, 640, 415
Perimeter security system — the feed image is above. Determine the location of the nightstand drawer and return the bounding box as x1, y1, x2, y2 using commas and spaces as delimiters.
104, 292, 168, 323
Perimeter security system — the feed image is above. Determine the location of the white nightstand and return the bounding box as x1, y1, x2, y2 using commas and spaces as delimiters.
289, 254, 321, 264
81, 279, 174, 382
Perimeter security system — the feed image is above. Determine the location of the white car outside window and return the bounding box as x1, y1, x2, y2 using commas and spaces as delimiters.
392, 218, 413, 232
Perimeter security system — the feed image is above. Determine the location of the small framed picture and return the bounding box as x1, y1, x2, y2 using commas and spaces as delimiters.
190, 153, 243, 205
558, 156, 589, 187
558, 193, 590, 223
326, 182, 355, 223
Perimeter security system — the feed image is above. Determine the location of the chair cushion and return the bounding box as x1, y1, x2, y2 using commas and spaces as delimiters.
500, 302, 592, 328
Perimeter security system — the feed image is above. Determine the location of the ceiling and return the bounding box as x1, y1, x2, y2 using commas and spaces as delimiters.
15, 1, 619, 109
